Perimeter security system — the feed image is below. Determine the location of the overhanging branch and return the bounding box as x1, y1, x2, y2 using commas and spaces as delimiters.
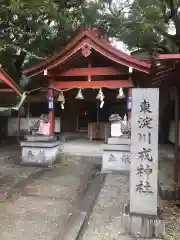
22, 49, 47, 60
0, 44, 46, 60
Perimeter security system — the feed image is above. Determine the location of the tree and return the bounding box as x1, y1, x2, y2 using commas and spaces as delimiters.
0, 0, 105, 84
3, 0, 180, 86
102, 0, 180, 53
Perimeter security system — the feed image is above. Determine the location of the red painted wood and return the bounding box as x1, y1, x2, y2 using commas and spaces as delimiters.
51, 80, 133, 89
87, 31, 150, 69
158, 54, 180, 59
25, 39, 150, 77
48, 88, 54, 136
0, 71, 21, 96
53, 67, 123, 77
23, 30, 87, 75
23, 28, 150, 76
88, 62, 91, 82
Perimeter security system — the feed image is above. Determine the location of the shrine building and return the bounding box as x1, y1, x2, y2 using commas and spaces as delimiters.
22, 28, 150, 141
1, 27, 180, 186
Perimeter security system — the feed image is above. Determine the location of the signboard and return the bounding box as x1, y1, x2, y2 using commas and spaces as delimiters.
48, 96, 54, 109
127, 96, 132, 110
130, 88, 159, 216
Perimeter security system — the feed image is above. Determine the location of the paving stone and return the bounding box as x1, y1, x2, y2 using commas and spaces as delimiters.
81, 174, 131, 240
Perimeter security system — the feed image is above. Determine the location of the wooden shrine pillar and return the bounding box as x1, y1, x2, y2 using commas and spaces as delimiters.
48, 88, 55, 136
174, 86, 179, 183
127, 88, 132, 120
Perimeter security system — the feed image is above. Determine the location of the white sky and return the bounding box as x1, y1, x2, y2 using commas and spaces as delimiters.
110, 39, 131, 54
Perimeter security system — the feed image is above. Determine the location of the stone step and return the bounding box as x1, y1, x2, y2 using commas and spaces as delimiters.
107, 137, 131, 145
102, 143, 130, 151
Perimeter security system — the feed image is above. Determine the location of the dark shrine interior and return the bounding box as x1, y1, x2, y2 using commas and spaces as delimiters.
25, 88, 128, 132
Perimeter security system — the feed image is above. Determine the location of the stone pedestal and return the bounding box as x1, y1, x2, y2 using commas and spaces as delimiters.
101, 138, 131, 173
123, 204, 166, 239
20, 135, 60, 166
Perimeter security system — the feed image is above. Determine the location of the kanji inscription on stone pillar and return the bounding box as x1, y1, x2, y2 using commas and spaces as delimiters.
130, 88, 159, 216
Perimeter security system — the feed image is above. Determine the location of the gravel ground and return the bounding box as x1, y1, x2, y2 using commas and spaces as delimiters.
158, 145, 180, 240
0, 143, 179, 239
0, 156, 96, 240
160, 199, 180, 240
80, 157, 180, 240
158, 156, 180, 240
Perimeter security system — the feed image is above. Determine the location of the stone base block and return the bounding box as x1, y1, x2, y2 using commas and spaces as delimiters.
102, 143, 130, 152
24, 134, 55, 142
102, 139, 131, 173
102, 145, 131, 173
122, 205, 166, 239
20, 141, 60, 165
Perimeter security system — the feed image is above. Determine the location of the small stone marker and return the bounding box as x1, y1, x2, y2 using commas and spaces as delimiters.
130, 88, 159, 216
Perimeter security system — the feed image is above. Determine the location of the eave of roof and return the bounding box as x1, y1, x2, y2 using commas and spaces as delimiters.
0, 68, 22, 96
149, 54, 180, 87
158, 54, 180, 60
23, 28, 150, 77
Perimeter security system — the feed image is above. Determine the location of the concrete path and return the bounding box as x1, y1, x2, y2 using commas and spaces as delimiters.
0, 156, 96, 240
0, 164, 41, 201
62, 139, 104, 157
0, 142, 174, 240
79, 174, 133, 240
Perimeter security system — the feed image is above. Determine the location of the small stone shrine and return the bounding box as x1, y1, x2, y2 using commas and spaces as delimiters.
20, 114, 60, 166
123, 88, 166, 239
101, 114, 131, 173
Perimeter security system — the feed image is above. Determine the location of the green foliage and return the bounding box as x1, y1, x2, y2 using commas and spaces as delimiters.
0, 0, 105, 84
1, 0, 180, 85
101, 0, 180, 53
